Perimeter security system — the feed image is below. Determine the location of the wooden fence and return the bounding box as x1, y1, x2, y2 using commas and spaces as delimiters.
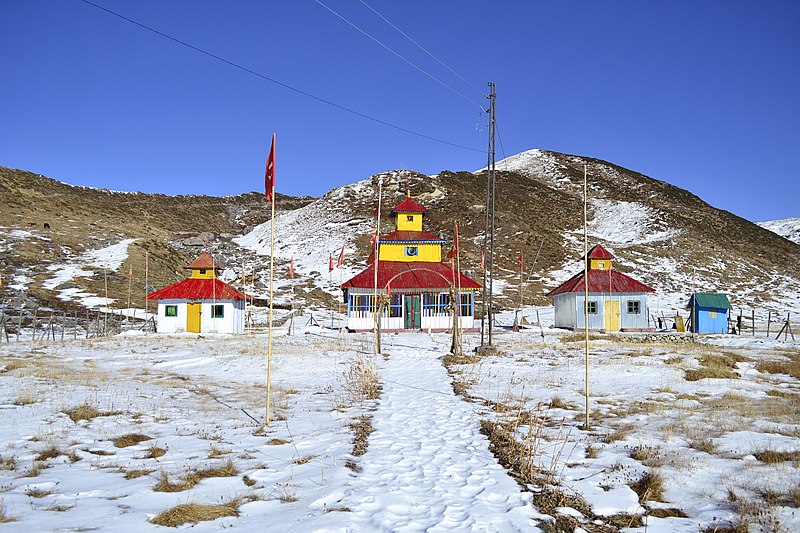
0, 306, 155, 343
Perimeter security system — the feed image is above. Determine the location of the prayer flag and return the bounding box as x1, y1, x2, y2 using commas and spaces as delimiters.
328, 253, 334, 273
337, 245, 345, 268
265, 133, 276, 203
289, 256, 294, 279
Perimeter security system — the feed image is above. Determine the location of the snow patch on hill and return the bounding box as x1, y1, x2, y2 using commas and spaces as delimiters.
588, 199, 678, 245
758, 218, 800, 244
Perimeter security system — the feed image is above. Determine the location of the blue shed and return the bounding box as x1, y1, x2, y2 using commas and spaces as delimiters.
687, 293, 732, 333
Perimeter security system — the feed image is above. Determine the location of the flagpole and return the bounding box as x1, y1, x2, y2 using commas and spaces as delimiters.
127, 264, 132, 327
583, 163, 590, 430
455, 223, 462, 355
373, 177, 383, 356
265, 133, 276, 427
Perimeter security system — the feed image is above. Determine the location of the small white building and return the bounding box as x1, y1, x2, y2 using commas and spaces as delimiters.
147, 252, 247, 334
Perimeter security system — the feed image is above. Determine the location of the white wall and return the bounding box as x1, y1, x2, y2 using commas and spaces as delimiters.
155, 299, 245, 334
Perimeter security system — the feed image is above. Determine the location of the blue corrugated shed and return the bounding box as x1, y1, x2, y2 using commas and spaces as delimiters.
687, 293, 732, 333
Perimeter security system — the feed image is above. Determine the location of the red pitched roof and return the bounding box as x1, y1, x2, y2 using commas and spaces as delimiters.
391, 198, 428, 214
342, 261, 481, 291
184, 252, 220, 270
586, 244, 615, 260
546, 268, 654, 297
380, 230, 445, 242
147, 278, 247, 301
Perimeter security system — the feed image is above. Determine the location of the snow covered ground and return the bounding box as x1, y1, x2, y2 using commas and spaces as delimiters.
1, 313, 798, 531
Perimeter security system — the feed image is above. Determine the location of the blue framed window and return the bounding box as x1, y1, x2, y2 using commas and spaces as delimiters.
422, 293, 450, 316
387, 294, 402, 317
458, 292, 473, 317
405, 246, 418, 257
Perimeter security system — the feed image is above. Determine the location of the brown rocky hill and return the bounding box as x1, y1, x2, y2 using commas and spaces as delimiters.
0, 166, 313, 313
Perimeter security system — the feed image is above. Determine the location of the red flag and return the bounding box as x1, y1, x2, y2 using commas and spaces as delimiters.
265, 133, 276, 203
328, 253, 334, 273
289, 256, 294, 279
518, 250, 524, 271
337, 245, 345, 268
370, 231, 378, 250
480, 248, 485, 270
446, 246, 456, 260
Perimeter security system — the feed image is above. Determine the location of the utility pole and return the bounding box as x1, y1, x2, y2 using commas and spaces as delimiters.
481, 82, 496, 348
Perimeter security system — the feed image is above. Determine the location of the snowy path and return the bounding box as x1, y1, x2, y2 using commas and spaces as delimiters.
340, 334, 540, 532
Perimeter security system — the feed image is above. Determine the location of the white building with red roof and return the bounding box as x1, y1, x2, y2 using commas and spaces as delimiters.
147, 252, 247, 334
341, 197, 481, 332
546, 244, 655, 331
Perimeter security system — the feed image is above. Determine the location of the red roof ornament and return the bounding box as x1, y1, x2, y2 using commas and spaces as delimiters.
184, 252, 220, 270
586, 244, 615, 260
390, 198, 428, 214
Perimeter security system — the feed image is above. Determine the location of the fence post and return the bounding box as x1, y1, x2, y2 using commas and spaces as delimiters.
767, 310, 772, 337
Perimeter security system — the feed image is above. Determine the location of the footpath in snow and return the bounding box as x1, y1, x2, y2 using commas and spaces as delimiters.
334, 333, 540, 532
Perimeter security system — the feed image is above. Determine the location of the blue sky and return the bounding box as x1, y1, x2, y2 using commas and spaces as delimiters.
2, 1, 798, 222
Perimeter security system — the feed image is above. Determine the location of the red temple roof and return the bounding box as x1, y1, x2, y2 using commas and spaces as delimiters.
147, 278, 247, 301
184, 252, 220, 270
391, 198, 428, 214
342, 261, 481, 291
586, 244, 615, 260
547, 268, 654, 297
380, 230, 445, 242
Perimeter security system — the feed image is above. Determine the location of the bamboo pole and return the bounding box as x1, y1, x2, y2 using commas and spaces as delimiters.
266, 169, 276, 426
583, 163, 590, 430
373, 178, 383, 356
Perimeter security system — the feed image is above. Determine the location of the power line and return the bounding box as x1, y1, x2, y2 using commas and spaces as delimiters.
77, 0, 483, 154
315, 0, 483, 109
358, 0, 486, 100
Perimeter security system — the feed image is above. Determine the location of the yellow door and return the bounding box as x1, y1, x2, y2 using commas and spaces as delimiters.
604, 300, 620, 331
187, 302, 201, 333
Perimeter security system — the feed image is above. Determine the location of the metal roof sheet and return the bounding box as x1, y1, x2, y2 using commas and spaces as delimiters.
342, 261, 481, 291
147, 278, 247, 301
546, 268, 655, 297
688, 293, 732, 310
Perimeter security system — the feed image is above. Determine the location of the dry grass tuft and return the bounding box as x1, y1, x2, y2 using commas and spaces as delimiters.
21, 461, 45, 478
629, 471, 665, 503
602, 425, 633, 443
0, 501, 16, 523
62, 403, 119, 423
690, 439, 716, 454
208, 445, 231, 458
342, 355, 381, 403
112, 434, 152, 448
13, 389, 36, 406
267, 438, 289, 446
700, 521, 748, 533
154, 460, 239, 492
242, 475, 256, 487
0, 455, 17, 471
150, 500, 241, 527
293, 455, 316, 465
124, 468, 154, 480
757, 356, 800, 379
144, 445, 167, 459
36, 444, 63, 461
685, 352, 749, 382
629, 445, 660, 463
649, 508, 688, 518
25, 488, 52, 498
753, 449, 800, 463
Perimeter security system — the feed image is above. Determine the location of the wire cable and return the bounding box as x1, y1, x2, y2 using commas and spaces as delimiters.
358, 0, 486, 99
77, 0, 483, 153
315, 0, 483, 109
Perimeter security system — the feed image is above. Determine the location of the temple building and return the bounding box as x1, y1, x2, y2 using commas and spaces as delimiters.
547, 244, 655, 331
147, 252, 247, 334
341, 197, 481, 332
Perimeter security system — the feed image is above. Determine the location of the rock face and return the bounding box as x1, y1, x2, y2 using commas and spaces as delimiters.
181, 232, 216, 246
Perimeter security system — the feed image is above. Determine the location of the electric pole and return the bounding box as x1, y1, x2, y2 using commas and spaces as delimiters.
481, 82, 497, 347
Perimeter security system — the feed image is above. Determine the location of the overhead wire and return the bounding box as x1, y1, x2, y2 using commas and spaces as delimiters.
77, 0, 483, 153
357, 0, 486, 100
315, 0, 484, 110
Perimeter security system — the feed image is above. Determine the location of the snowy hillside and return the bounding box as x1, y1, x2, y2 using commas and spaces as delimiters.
758, 217, 800, 245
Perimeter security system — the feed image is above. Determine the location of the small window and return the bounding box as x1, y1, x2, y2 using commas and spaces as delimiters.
405, 246, 418, 257
407, 215, 414, 222
597, 261, 605, 269
199, 269, 206, 275
587, 301, 597, 314
627, 301, 641, 315
709, 310, 718, 319
165, 305, 178, 317
211, 304, 224, 318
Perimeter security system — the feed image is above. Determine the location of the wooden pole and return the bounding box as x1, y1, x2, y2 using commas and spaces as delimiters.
767, 310, 772, 337
583, 163, 590, 430
373, 177, 383, 356
266, 166, 277, 427
751, 309, 755, 336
